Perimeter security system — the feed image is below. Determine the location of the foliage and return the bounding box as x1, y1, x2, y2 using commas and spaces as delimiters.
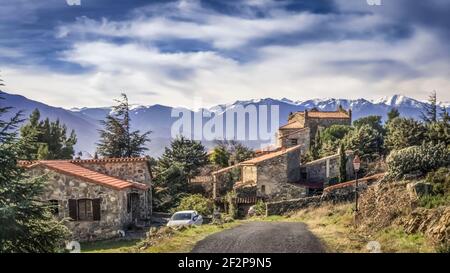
386, 143, 450, 180
0, 95, 70, 253
97, 94, 151, 158
310, 129, 322, 160
209, 145, 230, 168
173, 194, 213, 216
426, 120, 450, 147
152, 164, 187, 212
253, 200, 266, 216
18, 109, 77, 160
158, 136, 208, 180
386, 107, 400, 123
225, 191, 238, 219
338, 143, 347, 182
319, 125, 353, 156
343, 124, 384, 161
353, 115, 385, 135
418, 194, 450, 209
424, 167, 450, 197
385, 117, 427, 152
421, 91, 438, 124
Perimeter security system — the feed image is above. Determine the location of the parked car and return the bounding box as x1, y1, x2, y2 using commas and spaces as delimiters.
167, 210, 203, 227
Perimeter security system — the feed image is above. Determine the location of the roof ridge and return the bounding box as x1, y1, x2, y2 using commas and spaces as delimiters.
31, 161, 148, 191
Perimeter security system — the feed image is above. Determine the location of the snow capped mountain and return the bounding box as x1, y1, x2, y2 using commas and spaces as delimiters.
1, 90, 448, 157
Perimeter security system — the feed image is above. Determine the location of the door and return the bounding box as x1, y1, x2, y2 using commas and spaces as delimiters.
127, 193, 140, 221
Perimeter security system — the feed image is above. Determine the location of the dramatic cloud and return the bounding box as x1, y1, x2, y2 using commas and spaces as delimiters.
0, 0, 449, 108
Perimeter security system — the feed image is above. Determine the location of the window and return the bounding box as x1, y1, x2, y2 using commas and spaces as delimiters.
261, 185, 266, 194
68, 198, 101, 221
289, 139, 298, 145
78, 199, 93, 221
49, 200, 59, 216
301, 172, 307, 180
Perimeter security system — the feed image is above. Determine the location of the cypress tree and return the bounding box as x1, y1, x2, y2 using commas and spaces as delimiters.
339, 143, 347, 183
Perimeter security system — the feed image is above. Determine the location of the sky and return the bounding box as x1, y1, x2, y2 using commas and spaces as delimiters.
0, 0, 449, 108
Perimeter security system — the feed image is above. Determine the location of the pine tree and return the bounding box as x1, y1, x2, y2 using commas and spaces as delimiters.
18, 109, 77, 160
0, 88, 69, 252
339, 143, 347, 183
158, 136, 208, 180
97, 93, 151, 158
385, 118, 427, 151
421, 91, 438, 124
386, 108, 400, 123
210, 145, 230, 168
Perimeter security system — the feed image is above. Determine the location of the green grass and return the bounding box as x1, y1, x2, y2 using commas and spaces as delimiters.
419, 194, 450, 209
374, 228, 434, 253
82, 222, 241, 253
82, 239, 140, 253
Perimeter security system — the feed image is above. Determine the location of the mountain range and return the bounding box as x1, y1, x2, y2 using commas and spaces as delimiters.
1, 91, 449, 157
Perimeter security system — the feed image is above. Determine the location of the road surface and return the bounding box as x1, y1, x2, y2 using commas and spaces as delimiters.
192, 222, 326, 253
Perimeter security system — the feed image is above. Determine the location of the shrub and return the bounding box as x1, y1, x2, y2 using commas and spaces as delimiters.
173, 194, 213, 216
386, 143, 450, 180
425, 167, 450, 195
253, 200, 266, 216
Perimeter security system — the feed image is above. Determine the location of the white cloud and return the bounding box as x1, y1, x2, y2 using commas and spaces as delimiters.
3, 0, 450, 108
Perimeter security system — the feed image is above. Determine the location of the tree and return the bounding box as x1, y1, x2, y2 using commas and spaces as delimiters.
310, 129, 322, 160
0, 92, 70, 252
338, 143, 347, 183
158, 136, 208, 181
319, 125, 353, 156
18, 109, 77, 160
97, 93, 151, 158
353, 115, 384, 135
210, 145, 230, 168
421, 91, 438, 124
386, 108, 400, 124
385, 117, 427, 151
213, 140, 255, 165
152, 163, 187, 211
344, 124, 384, 161
426, 120, 450, 146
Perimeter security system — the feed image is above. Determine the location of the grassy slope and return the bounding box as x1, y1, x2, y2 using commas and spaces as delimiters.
82, 222, 241, 253
257, 203, 435, 253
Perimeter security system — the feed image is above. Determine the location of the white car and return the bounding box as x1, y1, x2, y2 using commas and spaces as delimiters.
167, 210, 203, 227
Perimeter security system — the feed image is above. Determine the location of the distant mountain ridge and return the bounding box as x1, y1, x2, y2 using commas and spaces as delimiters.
1, 91, 449, 157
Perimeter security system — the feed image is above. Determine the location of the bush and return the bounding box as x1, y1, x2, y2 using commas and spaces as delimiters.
172, 194, 213, 216
425, 167, 450, 195
252, 200, 266, 216
386, 143, 450, 180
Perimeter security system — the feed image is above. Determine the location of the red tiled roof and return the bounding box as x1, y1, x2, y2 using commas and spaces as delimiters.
279, 121, 303, 129
29, 160, 149, 191
70, 157, 147, 164
240, 145, 302, 165
323, 173, 385, 193
307, 111, 350, 119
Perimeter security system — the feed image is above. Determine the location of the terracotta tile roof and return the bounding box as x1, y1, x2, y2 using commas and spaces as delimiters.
29, 160, 149, 191
240, 145, 302, 165
306, 111, 350, 119
323, 173, 385, 193
279, 121, 304, 129
70, 157, 147, 164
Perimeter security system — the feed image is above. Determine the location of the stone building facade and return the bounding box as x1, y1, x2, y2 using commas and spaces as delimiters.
300, 151, 355, 189
278, 107, 351, 151
20, 158, 152, 242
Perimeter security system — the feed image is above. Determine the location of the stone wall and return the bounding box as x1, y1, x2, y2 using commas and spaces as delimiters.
255, 148, 302, 200
300, 152, 355, 187
277, 128, 310, 153
305, 117, 351, 143
78, 161, 151, 185
31, 166, 147, 242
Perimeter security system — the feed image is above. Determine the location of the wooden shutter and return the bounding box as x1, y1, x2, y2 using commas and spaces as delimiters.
92, 198, 101, 221
68, 199, 78, 221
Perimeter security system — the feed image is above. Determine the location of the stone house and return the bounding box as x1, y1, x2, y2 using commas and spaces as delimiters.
20, 158, 152, 242
211, 107, 354, 202
277, 107, 351, 153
